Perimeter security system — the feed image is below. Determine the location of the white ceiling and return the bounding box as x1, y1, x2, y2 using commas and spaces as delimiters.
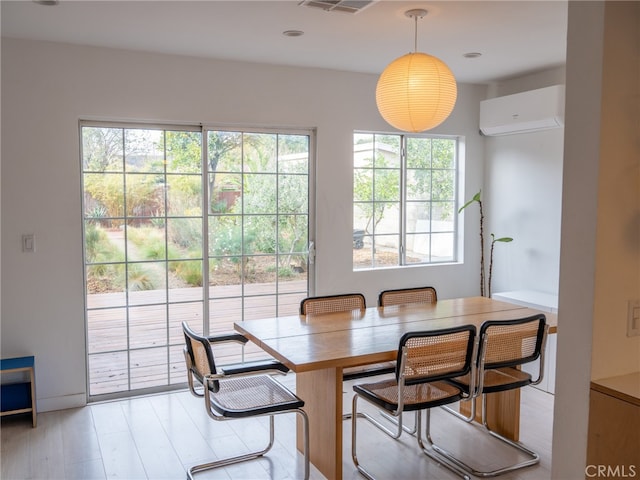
1, 0, 568, 85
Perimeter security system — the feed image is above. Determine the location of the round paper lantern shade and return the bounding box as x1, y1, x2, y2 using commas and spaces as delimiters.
376, 52, 457, 132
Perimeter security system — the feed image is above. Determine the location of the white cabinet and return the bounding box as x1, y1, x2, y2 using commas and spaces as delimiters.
492, 290, 558, 394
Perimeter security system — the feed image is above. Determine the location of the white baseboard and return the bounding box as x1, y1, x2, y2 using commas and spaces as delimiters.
37, 392, 86, 413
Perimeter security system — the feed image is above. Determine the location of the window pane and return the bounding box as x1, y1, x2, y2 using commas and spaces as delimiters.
244, 133, 277, 173
406, 169, 432, 200
374, 169, 400, 201
208, 130, 242, 172
83, 127, 123, 172
125, 173, 165, 218
243, 173, 276, 214
166, 131, 201, 174
209, 215, 241, 256
278, 214, 308, 253
87, 308, 127, 354
373, 202, 400, 234
353, 239, 374, 270
84, 172, 125, 218
278, 135, 309, 174
353, 204, 370, 232
167, 174, 201, 216
432, 202, 456, 232
129, 305, 167, 349
125, 129, 164, 173
245, 255, 277, 294
432, 139, 456, 169
406, 201, 431, 234
130, 347, 168, 389
167, 218, 202, 259
354, 169, 373, 202
245, 215, 276, 255
406, 233, 431, 263
209, 257, 242, 289
127, 261, 167, 305
373, 234, 399, 266
354, 133, 374, 168
168, 259, 203, 293
210, 173, 242, 213
406, 137, 432, 168
279, 174, 308, 213
431, 232, 455, 261
374, 136, 401, 168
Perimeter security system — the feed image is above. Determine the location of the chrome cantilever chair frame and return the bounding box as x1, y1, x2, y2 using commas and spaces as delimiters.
351, 326, 477, 480
433, 314, 548, 477
182, 322, 309, 480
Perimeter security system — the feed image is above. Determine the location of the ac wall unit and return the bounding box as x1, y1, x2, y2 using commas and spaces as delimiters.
479, 84, 565, 136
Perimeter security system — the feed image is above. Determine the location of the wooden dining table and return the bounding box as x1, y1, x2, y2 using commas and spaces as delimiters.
234, 296, 558, 480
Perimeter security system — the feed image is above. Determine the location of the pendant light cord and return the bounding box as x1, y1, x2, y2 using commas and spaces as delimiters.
413, 14, 418, 53
405, 9, 427, 53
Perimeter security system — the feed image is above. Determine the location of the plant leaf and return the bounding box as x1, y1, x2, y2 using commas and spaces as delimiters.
494, 237, 513, 243
458, 191, 482, 213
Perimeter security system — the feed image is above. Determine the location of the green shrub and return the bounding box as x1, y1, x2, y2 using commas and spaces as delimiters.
127, 264, 157, 291
170, 260, 203, 286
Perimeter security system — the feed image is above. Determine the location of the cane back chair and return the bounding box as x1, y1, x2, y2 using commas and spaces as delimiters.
300, 293, 366, 315
351, 325, 477, 480
377, 286, 438, 434
433, 314, 548, 477
181, 324, 289, 398
378, 286, 438, 307
182, 322, 309, 479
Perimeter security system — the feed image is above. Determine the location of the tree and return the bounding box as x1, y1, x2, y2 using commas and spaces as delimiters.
353, 152, 400, 234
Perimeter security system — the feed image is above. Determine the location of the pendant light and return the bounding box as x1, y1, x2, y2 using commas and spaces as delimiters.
376, 9, 457, 133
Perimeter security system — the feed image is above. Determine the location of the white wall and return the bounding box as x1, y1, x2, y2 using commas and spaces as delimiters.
484, 68, 565, 296
0, 39, 486, 410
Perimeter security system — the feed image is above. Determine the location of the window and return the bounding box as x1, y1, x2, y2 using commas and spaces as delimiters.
353, 132, 459, 270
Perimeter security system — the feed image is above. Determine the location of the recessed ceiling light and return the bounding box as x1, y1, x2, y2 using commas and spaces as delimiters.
33, 0, 59, 5
463, 52, 482, 59
283, 30, 304, 37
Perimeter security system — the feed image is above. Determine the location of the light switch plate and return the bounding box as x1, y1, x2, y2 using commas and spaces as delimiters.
627, 299, 640, 337
21, 234, 35, 253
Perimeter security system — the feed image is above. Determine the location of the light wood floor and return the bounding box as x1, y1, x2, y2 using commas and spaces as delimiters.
1, 375, 554, 480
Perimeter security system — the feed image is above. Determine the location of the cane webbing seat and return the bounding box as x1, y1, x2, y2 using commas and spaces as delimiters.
300, 294, 396, 381
207, 374, 303, 417
182, 322, 309, 479
434, 314, 548, 477
378, 286, 438, 307
300, 293, 366, 315
351, 326, 477, 480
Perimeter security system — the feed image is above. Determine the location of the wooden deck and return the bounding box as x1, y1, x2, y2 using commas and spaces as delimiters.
87, 280, 307, 397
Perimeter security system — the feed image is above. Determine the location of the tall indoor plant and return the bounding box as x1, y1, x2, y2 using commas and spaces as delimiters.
459, 190, 513, 297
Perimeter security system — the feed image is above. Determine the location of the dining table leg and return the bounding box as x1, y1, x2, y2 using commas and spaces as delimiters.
296, 367, 344, 480
459, 390, 521, 441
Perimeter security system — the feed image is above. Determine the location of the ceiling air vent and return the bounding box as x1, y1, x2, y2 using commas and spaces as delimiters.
299, 0, 376, 14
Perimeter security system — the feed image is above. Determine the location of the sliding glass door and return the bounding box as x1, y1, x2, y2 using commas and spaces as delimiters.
82, 123, 312, 398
